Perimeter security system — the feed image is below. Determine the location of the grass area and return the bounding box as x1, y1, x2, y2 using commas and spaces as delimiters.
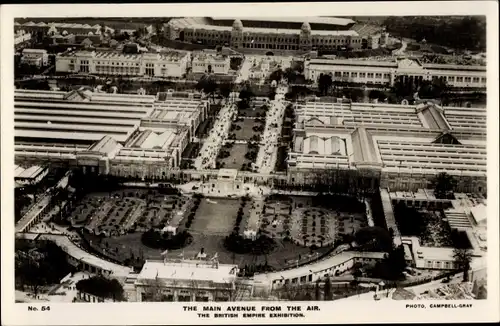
190, 198, 240, 235
238, 103, 268, 118
216, 143, 251, 169
229, 118, 264, 141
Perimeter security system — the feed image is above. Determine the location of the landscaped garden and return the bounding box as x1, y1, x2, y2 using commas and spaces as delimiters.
393, 202, 468, 248
227, 117, 265, 141
68, 188, 189, 236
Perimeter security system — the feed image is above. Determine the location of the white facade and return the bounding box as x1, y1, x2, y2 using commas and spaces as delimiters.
135, 260, 239, 302
191, 52, 230, 75
21, 49, 48, 67
304, 58, 487, 88
56, 50, 190, 78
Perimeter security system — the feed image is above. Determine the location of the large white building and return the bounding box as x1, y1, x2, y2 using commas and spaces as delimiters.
304, 57, 487, 88
14, 89, 208, 174
21, 48, 49, 67
165, 17, 385, 54
191, 51, 230, 75
55, 50, 190, 78
288, 100, 487, 195
134, 259, 239, 302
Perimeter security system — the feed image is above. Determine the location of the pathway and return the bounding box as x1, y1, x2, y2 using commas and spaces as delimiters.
255, 85, 288, 174
235, 57, 253, 84
194, 102, 237, 169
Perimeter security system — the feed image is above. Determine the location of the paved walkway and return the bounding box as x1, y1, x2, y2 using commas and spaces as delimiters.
255, 85, 288, 174
194, 103, 237, 169
235, 58, 253, 84
380, 188, 401, 246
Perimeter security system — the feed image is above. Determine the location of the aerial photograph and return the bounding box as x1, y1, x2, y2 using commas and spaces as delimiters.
13, 15, 487, 303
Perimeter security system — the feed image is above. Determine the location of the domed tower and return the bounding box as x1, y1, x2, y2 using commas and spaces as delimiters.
231, 19, 244, 49
299, 22, 312, 51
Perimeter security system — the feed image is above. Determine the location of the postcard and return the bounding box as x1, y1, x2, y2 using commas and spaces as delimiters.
1, 1, 498, 325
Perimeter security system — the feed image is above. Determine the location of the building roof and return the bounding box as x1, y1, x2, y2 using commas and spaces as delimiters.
15, 165, 46, 179
180, 21, 358, 36
470, 203, 487, 224
417, 246, 455, 261
59, 50, 187, 63
308, 58, 398, 68
136, 260, 238, 283
86, 135, 122, 156
350, 127, 381, 166
417, 103, 451, 130
211, 16, 355, 26
392, 288, 417, 300
254, 251, 384, 283
218, 168, 239, 178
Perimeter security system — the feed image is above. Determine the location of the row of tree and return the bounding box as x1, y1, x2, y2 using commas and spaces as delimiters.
384, 16, 486, 52
75, 276, 125, 301
15, 241, 77, 297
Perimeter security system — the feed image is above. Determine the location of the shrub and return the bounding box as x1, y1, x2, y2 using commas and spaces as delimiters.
141, 229, 193, 250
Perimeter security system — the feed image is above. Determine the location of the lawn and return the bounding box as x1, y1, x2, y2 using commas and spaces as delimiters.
190, 198, 240, 235
238, 102, 268, 118
217, 143, 251, 169
231, 118, 262, 140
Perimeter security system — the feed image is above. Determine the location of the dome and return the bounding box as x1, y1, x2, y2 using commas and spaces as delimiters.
301, 22, 311, 33
232, 19, 243, 30
62, 30, 68, 36
88, 31, 94, 36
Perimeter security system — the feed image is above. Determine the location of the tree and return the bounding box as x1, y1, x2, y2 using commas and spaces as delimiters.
76, 276, 125, 301
431, 172, 457, 199
15, 241, 75, 296
314, 279, 321, 300
317, 73, 333, 96
283, 67, 296, 83
385, 245, 407, 279
238, 84, 255, 103
196, 75, 217, 101
354, 226, 393, 252
218, 82, 233, 99
154, 23, 164, 36
323, 275, 332, 300
269, 69, 283, 83
453, 248, 473, 282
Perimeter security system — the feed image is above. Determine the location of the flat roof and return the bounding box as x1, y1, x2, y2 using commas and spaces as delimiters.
211, 16, 355, 26
254, 251, 384, 282
308, 58, 398, 68
15, 165, 46, 179
417, 246, 455, 261
137, 260, 238, 283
